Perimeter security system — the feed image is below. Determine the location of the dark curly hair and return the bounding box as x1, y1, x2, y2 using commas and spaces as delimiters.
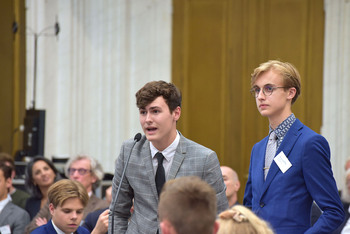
25, 156, 60, 199
135, 80, 182, 112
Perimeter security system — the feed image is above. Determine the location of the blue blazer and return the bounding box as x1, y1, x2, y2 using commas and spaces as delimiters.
244, 119, 344, 234
82, 208, 108, 232
30, 220, 89, 234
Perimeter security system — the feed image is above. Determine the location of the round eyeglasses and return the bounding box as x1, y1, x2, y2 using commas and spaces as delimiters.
68, 168, 92, 175
250, 85, 287, 98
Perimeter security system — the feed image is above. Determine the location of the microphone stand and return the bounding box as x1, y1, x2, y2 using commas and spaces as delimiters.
110, 133, 141, 233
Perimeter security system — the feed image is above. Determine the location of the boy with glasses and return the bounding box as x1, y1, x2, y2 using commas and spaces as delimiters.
243, 60, 344, 233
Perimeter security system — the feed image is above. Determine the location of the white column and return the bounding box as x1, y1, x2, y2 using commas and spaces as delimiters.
25, 0, 172, 173
322, 0, 350, 190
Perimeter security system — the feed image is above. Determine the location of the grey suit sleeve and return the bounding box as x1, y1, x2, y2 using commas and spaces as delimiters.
108, 143, 133, 234
12, 208, 30, 234
203, 151, 229, 214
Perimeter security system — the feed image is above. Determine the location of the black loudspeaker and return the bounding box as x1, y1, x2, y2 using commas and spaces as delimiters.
23, 109, 45, 156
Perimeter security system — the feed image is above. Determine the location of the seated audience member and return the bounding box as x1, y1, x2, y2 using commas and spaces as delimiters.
158, 176, 219, 234
82, 185, 112, 233
25, 155, 109, 233
0, 152, 30, 209
25, 156, 61, 219
341, 208, 350, 234
342, 160, 350, 203
333, 169, 350, 233
31, 179, 90, 234
0, 162, 30, 233
217, 205, 274, 234
86, 209, 109, 234
220, 166, 240, 207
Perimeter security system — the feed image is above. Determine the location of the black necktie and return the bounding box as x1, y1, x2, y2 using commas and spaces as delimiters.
155, 152, 165, 196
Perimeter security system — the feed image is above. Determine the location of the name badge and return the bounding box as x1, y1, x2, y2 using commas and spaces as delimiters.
0, 225, 11, 234
274, 151, 292, 173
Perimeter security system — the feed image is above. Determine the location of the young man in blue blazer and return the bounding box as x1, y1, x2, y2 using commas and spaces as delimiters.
243, 60, 344, 233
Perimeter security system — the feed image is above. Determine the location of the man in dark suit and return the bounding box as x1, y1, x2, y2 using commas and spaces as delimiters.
109, 81, 228, 234
0, 162, 30, 234
243, 60, 344, 233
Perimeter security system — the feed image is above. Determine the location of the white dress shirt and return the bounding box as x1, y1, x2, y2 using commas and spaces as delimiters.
0, 195, 11, 214
150, 131, 180, 178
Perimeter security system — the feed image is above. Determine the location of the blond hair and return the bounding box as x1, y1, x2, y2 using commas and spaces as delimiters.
48, 179, 89, 208
251, 60, 301, 104
217, 205, 274, 234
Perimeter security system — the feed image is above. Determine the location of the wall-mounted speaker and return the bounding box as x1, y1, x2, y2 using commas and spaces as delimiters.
23, 109, 45, 156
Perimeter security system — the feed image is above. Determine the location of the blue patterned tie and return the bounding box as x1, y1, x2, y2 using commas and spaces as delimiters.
264, 131, 277, 180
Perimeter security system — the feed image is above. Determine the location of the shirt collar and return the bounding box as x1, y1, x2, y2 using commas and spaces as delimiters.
52, 220, 74, 234
150, 131, 180, 160
269, 113, 296, 140
0, 195, 11, 213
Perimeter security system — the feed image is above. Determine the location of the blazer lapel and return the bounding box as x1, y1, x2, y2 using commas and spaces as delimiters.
0, 202, 12, 223
141, 142, 159, 199
167, 135, 186, 180
261, 119, 303, 197
255, 137, 269, 199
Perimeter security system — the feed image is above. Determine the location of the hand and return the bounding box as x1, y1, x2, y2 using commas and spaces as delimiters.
35, 217, 48, 226
91, 209, 109, 234
105, 186, 112, 204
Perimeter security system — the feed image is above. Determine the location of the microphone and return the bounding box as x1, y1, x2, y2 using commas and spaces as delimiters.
134, 132, 142, 142
110, 133, 142, 233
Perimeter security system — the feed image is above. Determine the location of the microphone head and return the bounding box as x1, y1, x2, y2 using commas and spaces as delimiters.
134, 133, 142, 142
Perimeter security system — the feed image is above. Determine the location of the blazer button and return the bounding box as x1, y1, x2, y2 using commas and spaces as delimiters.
260, 202, 265, 207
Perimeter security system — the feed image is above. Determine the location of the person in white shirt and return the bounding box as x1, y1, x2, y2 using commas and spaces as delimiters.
30, 179, 90, 234
0, 162, 30, 234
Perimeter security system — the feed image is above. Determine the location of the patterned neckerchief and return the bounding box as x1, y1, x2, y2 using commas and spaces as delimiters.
269, 113, 296, 149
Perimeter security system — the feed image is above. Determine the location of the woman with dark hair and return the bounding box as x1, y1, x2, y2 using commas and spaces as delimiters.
24, 156, 60, 220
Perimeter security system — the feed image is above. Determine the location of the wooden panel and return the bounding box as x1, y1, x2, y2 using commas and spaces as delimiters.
12, 0, 27, 155
0, 0, 15, 154
173, 0, 229, 154
172, 0, 324, 203
0, 0, 26, 156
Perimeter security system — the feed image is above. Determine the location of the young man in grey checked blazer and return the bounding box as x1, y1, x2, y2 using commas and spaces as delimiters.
109, 80, 229, 234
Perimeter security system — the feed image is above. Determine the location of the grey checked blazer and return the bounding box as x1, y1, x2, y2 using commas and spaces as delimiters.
0, 201, 30, 234
109, 134, 228, 234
